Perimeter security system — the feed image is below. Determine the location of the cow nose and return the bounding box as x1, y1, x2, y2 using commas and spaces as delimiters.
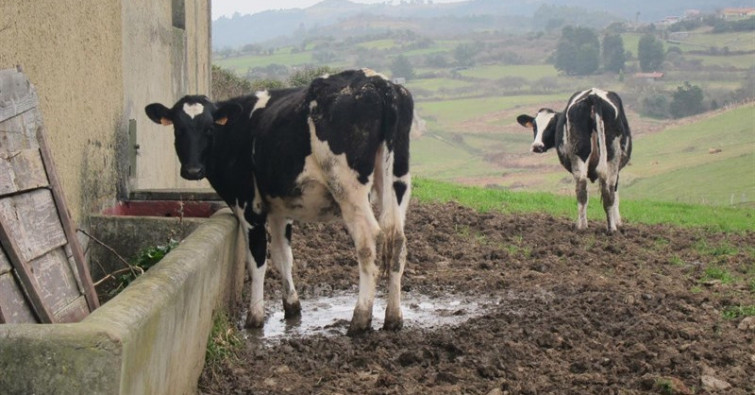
183, 166, 205, 179
531, 143, 545, 153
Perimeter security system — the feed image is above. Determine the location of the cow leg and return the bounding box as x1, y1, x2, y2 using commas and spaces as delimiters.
573, 160, 589, 230
381, 177, 410, 331
245, 223, 268, 328
340, 195, 381, 335
600, 168, 621, 233
614, 175, 622, 228
268, 215, 301, 319
235, 205, 269, 329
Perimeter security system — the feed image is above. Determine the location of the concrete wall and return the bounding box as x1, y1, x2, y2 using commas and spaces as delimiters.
0, 0, 123, 223
0, 0, 212, 224
123, 0, 212, 191
0, 210, 246, 394
86, 214, 207, 282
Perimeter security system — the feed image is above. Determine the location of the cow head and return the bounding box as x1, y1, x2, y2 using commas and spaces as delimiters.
516, 109, 558, 153
145, 96, 241, 180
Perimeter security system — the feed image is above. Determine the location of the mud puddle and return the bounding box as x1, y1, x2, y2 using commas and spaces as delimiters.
242, 291, 496, 342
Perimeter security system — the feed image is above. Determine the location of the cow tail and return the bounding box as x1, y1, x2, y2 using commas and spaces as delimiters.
591, 95, 609, 180
377, 83, 413, 276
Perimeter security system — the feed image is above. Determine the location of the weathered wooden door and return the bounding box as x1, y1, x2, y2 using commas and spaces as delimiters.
0, 67, 98, 323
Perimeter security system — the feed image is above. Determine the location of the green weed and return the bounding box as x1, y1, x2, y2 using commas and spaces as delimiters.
668, 256, 685, 266
108, 239, 179, 297
205, 310, 243, 373
702, 266, 735, 285
654, 378, 674, 395
653, 237, 670, 250
722, 305, 755, 320
694, 240, 738, 257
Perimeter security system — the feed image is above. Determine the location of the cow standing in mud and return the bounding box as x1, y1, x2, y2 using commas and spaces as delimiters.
145, 69, 413, 335
517, 88, 632, 233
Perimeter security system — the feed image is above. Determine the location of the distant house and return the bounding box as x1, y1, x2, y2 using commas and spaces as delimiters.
721, 8, 755, 20
393, 77, 407, 84
633, 72, 665, 82
658, 16, 682, 26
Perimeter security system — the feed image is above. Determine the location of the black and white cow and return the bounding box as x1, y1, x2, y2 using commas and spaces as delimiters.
517, 88, 632, 233
145, 69, 413, 334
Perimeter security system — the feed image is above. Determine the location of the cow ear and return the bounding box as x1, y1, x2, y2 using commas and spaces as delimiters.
213, 103, 243, 126
145, 103, 173, 126
516, 115, 534, 128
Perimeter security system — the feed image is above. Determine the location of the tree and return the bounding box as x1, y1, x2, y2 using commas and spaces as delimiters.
602, 33, 625, 73
641, 93, 670, 119
211, 65, 253, 101
425, 53, 448, 68
390, 54, 415, 80
312, 50, 336, 64
288, 66, 340, 87
554, 26, 600, 76
498, 76, 528, 92
453, 43, 481, 67
669, 82, 705, 118
638, 34, 664, 72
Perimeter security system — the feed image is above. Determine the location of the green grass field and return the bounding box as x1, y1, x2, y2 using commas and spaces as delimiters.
413, 178, 755, 232
459, 64, 559, 80
622, 104, 755, 205
215, 51, 312, 73
417, 94, 563, 124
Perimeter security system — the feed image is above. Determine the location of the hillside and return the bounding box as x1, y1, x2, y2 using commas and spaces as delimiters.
621, 104, 755, 206
212, 16, 755, 207
212, 0, 752, 49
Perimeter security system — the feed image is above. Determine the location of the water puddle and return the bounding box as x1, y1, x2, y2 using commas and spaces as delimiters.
242, 292, 496, 342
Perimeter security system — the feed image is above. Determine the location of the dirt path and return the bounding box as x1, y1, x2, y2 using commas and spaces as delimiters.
200, 201, 755, 394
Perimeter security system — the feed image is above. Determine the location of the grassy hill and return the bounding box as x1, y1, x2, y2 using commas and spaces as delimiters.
213, 26, 755, 207
621, 104, 755, 206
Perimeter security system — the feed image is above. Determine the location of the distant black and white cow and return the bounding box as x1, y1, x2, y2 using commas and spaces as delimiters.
145, 69, 413, 334
517, 88, 632, 233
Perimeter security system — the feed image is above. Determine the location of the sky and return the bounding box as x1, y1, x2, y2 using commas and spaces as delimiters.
212, 0, 464, 20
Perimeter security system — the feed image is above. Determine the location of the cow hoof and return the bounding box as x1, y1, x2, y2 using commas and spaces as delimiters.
347, 310, 373, 336
283, 300, 302, 319
383, 317, 403, 331
245, 314, 265, 329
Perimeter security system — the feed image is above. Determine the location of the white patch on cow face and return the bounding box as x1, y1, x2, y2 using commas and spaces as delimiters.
182, 103, 204, 119
589, 88, 619, 119
249, 90, 271, 118
531, 111, 555, 152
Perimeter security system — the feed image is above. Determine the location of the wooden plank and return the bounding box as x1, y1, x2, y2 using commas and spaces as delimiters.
0, 109, 42, 152
0, 148, 49, 195
52, 295, 89, 323
37, 126, 99, 310
0, 245, 10, 275
0, 214, 54, 323
28, 248, 82, 314
0, 272, 37, 323
0, 68, 39, 124
0, 189, 67, 262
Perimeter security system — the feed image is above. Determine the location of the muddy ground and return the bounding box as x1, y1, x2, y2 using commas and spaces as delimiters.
198, 201, 754, 394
